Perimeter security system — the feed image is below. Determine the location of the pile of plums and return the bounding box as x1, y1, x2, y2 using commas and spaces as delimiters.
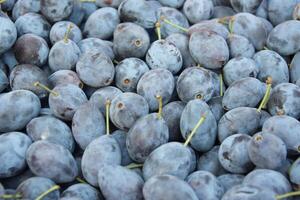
1, 0, 300, 199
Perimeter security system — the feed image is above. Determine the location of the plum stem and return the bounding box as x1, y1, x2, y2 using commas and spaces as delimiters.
155, 21, 162, 40
160, 16, 188, 33
0, 193, 22, 199
105, 100, 111, 135
126, 163, 143, 169
276, 191, 300, 199
36, 185, 60, 200
184, 114, 206, 147
76, 177, 87, 183
156, 95, 163, 119
228, 16, 235, 34
63, 24, 74, 43
263, 46, 269, 50
219, 73, 223, 97
33, 81, 59, 97
113, 60, 120, 65
257, 77, 272, 112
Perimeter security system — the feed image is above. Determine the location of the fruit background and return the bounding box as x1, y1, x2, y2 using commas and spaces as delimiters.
0, 0, 300, 199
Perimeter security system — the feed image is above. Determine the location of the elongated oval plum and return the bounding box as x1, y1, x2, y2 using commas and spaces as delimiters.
0, 90, 41, 132
189, 30, 229, 69
267, 83, 300, 118
0, 15, 17, 54
180, 99, 217, 152
143, 175, 198, 200
81, 135, 121, 186
16, 177, 60, 200
72, 102, 105, 150
143, 142, 195, 181
110, 92, 149, 130
227, 34, 255, 58
27, 116, 75, 152
98, 164, 144, 200
62, 183, 101, 200
50, 21, 82, 45
26, 141, 78, 183
126, 113, 169, 163
49, 84, 88, 121
267, 20, 300, 56
222, 77, 266, 110
0, 132, 32, 178
48, 70, 82, 88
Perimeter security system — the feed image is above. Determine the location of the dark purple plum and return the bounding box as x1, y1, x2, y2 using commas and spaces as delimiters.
162, 101, 185, 141
48, 38, 81, 72
15, 12, 50, 40
0, 12, 17, 55
118, 0, 161, 29
267, 83, 300, 118
189, 30, 229, 69
126, 113, 169, 162
62, 183, 101, 200
49, 84, 88, 121
27, 116, 75, 152
217, 174, 244, 192
84, 7, 119, 40
81, 135, 121, 186
76, 51, 115, 87
268, 0, 299, 25
262, 115, 300, 154
267, 20, 300, 56
50, 21, 82, 45
78, 38, 115, 60
13, 34, 49, 67
0, 90, 41, 132
16, 177, 60, 200
188, 19, 229, 39
289, 157, 300, 185
0, 0, 16, 11
12, 0, 40, 21
186, 171, 224, 200
98, 164, 144, 200
183, 0, 214, 24
89, 86, 122, 115
218, 107, 261, 142
113, 22, 150, 59
137, 68, 174, 111
111, 130, 133, 166
67, 0, 85, 26
156, 7, 189, 38
0, 132, 32, 178
72, 102, 105, 150
176, 67, 215, 103
143, 175, 198, 200
115, 58, 149, 92
223, 57, 259, 86
222, 77, 266, 110
142, 142, 195, 180
197, 145, 227, 176
243, 169, 292, 195
26, 140, 78, 183
0, 69, 8, 92
180, 99, 217, 152
40, 0, 73, 22
248, 132, 287, 169
146, 40, 182, 74
9, 64, 49, 98
48, 69, 82, 88
221, 184, 276, 200
219, 134, 254, 173
110, 92, 149, 130
231, 13, 267, 50
166, 33, 196, 68
212, 6, 236, 18
207, 97, 225, 122
227, 34, 255, 58
253, 50, 289, 86
230, 0, 263, 13
1, 169, 34, 190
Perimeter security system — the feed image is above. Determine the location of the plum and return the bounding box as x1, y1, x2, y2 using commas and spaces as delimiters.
48, 70, 82, 88
62, 183, 101, 200
12, 0, 40, 21
78, 38, 115, 60
0, 16, 17, 54
50, 21, 82, 45
111, 130, 133, 166
227, 34, 255, 58
183, 0, 214, 24
40, 0, 73, 22
217, 174, 244, 192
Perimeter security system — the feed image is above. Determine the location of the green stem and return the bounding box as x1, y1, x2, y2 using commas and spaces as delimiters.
276, 191, 300, 200
183, 114, 206, 146
155, 22, 162, 40
161, 17, 188, 32
219, 73, 223, 97
33, 82, 59, 97
63, 24, 73, 43
36, 185, 60, 200
0, 193, 22, 199
156, 95, 163, 119
228, 16, 235, 34
126, 163, 143, 169
76, 177, 87, 183
257, 77, 272, 112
